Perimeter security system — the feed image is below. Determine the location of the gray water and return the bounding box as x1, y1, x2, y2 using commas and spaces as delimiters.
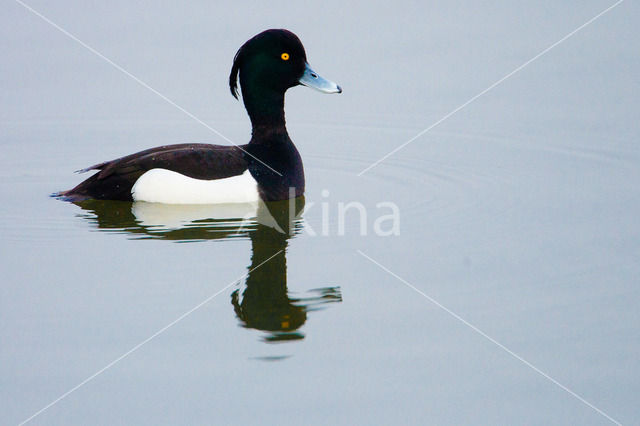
2, 1, 639, 425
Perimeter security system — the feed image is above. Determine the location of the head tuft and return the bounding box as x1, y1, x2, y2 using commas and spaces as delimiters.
229, 49, 242, 99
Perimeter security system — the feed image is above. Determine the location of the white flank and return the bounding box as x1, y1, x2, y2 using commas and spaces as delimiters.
131, 168, 260, 204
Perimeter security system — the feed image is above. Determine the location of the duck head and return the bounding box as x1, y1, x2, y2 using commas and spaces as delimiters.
229, 29, 341, 128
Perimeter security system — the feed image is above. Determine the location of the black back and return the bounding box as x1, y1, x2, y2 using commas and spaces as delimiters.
56, 144, 248, 201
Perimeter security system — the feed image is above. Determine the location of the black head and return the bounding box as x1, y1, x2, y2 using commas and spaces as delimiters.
229, 29, 308, 99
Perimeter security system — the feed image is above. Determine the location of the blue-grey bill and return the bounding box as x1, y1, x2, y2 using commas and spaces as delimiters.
299, 63, 342, 94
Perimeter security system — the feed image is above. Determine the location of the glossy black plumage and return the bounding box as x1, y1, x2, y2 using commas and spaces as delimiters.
56, 29, 338, 203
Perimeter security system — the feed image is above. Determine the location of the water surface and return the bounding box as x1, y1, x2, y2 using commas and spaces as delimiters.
1, 1, 639, 425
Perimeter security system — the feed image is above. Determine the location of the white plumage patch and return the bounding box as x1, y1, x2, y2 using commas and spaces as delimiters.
131, 168, 260, 204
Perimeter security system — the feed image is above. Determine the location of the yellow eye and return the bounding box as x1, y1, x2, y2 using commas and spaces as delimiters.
281, 52, 290, 61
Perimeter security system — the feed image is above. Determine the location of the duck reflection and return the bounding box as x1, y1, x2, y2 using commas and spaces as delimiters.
71, 197, 341, 342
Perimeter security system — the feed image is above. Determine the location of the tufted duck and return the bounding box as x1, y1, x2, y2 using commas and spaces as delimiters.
55, 29, 341, 204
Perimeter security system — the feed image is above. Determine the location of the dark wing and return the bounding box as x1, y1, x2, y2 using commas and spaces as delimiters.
56, 143, 248, 201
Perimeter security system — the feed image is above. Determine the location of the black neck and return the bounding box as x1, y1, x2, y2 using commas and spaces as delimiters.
239, 80, 305, 201
241, 85, 288, 137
